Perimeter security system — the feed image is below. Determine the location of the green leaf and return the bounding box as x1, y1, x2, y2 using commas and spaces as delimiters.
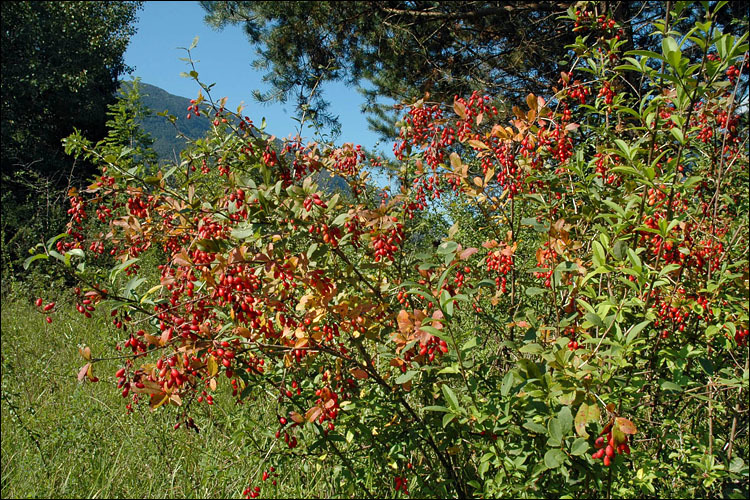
501, 372, 514, 396
461, 337, 478, 352
592, 241, 606, 267
558, 406, 573, 435
64, 248, 85, 267
395, 371, 418, 384
661, 381, 683, 392
585, 312, 605, 329
23, 254, 49, 270
419, 325, 449, 342
306, 243, 319, 259
231, 226, 255, 239
424, 405, 451, 413
442, 384, 460, 412
442, 413, 455, 428
544, 449, 565, 469
625, 320, 651, 344
523, 420, 547, 434
45, 233, 69, 250
548, 417, 563, 446
437, 241, 458, 255
331, 213, 348, 226
525, 287, 547, 297
437, 365, 459, 375
122, 277, 146, 299
570, 438, 589, 456
519, 343, 544, 354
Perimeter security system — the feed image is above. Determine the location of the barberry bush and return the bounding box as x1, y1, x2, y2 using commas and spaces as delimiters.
26, 3, 748, 498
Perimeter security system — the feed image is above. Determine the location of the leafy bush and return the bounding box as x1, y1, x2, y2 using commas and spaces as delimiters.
27, 4, 748, 498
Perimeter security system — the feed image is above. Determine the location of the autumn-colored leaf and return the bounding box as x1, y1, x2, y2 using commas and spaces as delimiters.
78, 363, 91, 382
453, 100, 467, 120
207, 356, 218, 377
468, 139, 488, 150
306, 406, 323, 423
235, 326, 253, 339
397, 310, 413, 335
79, 346, 91, 361
149, 393, 169, 411
290, 411, 305, 424
350, 367, 369, 379
132, 379, 164, 394
143, 333, 160, 345
575, 401, 600, 437
459, 247, 478, 260
450, 152, 462, 170
615, 417, 638, 435
526, 93, 538, 112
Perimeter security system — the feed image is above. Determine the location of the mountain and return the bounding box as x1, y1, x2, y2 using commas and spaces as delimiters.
131, 82, 212, 162
126, 82, 351, 196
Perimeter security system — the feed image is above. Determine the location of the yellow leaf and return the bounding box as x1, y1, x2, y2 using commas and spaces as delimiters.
207, 356, 218, 377
468, 139, 488, 150
450, 152, 462, 170
453, 100, 467, 120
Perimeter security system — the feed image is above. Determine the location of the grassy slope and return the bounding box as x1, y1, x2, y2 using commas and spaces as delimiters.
0, 298, 337, 498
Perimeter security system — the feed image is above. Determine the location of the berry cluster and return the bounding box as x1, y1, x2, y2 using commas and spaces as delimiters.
591, 424, 631, 467
186, 99, 200, 120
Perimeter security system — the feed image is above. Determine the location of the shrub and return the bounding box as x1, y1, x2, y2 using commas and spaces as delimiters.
27, 4, 748, 498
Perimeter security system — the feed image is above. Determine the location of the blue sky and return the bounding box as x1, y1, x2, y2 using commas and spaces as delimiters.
124, 1, 393, 156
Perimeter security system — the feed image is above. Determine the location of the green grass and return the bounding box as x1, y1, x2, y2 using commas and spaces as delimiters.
1, 298, 339, 498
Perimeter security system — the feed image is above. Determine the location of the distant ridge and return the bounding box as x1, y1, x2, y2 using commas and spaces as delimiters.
123, 82, 212, 162
121, 82, 350, 196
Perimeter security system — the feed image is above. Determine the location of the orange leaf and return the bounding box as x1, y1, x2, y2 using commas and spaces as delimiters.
459, 247, 478, 260
350, 368, 369, 380
526, 93, 538, 112
615, 417, 638, 435
79, 346, 91, 361
235, 326, 253, 338
290, 411, 305, 424
306, 406, 323, 423
397, 310, 413, 334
